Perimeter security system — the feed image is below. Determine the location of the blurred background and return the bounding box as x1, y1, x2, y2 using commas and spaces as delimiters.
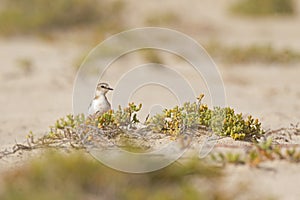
0, 0, 300, 199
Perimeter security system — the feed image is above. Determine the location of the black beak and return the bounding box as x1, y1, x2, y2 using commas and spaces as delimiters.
100, 84, 113, 90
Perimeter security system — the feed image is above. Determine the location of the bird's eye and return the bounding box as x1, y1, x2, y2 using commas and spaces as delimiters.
101, 86, 105, 88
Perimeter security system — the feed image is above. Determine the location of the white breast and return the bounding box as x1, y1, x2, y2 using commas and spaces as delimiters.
88, 95, 111, 115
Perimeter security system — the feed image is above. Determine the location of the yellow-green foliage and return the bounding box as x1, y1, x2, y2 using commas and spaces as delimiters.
54, 114, 85, 130
114, 103, 142, 126
145, 12, 180, 26
212, 107, 263, 140
0, 0, 125, 35
211, 152, 245, 165
230, 0, 295, 16
248, 138, 300, 166
56, 103, 141, 131
147, 98, 264, 140
206, 42, 300, 64
0, 151, 226, 200
212, 138, 300, 167
27, 103, 142, 148
48, 114, 85, 140
30, 99, 263, 149
148, 105, 182, 136
140, 49, 164, 64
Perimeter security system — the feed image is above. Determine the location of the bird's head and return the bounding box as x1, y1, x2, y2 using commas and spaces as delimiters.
95, 82, 113, 96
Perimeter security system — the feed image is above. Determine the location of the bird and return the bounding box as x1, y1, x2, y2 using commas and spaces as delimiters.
88, 82, 113, 115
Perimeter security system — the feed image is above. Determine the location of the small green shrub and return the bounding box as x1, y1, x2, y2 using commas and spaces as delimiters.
211, 152, 245, 166
23, 103, 143, 149
145, 12, 180, 26
0, 0, 125, 35
47, 96, 263, 142
114, 102, 142, 127
0, 151, 226, 200
212, 138, 300, 167
140, 49, 164, 64
230, 0, 295, 16
147, 95, 264, 140
12, 97, 264, 155
206, 41, 300, 64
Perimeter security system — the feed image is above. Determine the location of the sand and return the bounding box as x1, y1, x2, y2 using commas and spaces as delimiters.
1, 0, 300, 199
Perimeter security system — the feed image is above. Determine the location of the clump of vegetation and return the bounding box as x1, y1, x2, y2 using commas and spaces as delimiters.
230, 0, 295, 16
140, 49, 164, 64
211, 152, 245, 165
44, 95, 264, 147
114, 103, 142, 127
206, 41, 300, 64
0, 151, 229, 200
147, 94, 264, 140
0, 0, 125, 35
211, 138, 300, 167
248, 138, 300, 166
30, 103, 142, 149
0, 96, 265, 159
145, 12, 180, 26
16, 57, 34, 74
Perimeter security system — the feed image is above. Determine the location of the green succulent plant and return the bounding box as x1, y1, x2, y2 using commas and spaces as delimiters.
147, 95, 264, 140
47, 114, 85, 140
20, 95, 265, 155
44, 95, 265, 141
212, 137, 300, 167
114, 102, 142, 127
211, 152, 245, 166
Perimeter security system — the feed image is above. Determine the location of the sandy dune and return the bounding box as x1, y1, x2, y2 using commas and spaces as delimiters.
1, 0, 300, 199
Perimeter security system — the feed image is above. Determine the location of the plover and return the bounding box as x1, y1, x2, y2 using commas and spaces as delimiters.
88, 82, 113, 115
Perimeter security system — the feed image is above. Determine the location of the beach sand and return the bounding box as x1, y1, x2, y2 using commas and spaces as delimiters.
1, 0, 300, 198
